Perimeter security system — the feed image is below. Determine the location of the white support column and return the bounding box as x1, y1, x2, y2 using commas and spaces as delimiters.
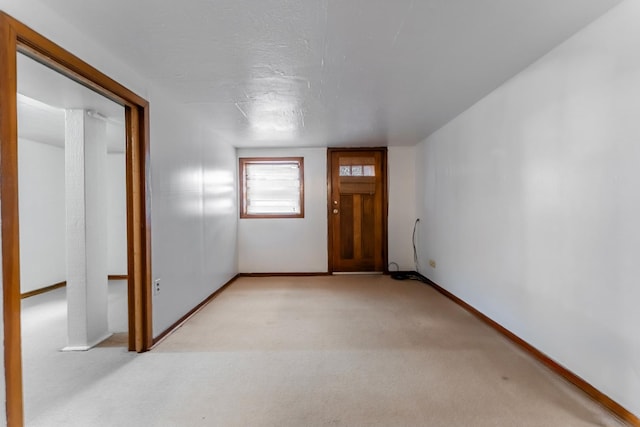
64, 109, 110, 351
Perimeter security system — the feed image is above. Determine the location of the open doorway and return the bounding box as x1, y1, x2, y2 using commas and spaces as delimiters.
1, 12, 152, 425
17, 52, 131, 421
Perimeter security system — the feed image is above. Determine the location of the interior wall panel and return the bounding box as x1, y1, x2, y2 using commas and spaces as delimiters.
415, 1, 640, 416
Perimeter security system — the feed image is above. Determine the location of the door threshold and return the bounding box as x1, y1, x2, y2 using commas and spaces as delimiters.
332, 272, 384, 275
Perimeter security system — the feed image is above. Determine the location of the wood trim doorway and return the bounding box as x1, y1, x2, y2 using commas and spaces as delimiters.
0, 12, 153, 426
327, 148, 388, 273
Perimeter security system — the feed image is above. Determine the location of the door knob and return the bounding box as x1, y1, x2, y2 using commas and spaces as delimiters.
333, 209, 339, 214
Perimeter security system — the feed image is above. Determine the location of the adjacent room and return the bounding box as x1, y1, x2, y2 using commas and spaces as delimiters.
0, 0, 639, 426
16, 52, 131, 423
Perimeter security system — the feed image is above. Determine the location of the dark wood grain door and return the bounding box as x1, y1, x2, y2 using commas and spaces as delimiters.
328, 148, 387, 272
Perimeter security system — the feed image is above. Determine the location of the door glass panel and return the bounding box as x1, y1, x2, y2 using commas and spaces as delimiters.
338, 157, 376, 194
339, 165, 351, 176
351, 165, 363, 176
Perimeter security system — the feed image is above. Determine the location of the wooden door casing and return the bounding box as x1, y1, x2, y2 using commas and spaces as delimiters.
328, 148, 387, 272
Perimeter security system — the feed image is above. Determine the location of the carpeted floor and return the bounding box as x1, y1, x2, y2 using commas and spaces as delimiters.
21, 280, 131, 425
24, 275, 627, 426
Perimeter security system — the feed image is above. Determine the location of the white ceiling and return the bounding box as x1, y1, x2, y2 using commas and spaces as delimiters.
17, 53, 125, 152
34, 0, 621, 147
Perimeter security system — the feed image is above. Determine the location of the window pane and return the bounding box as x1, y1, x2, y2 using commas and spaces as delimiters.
340, 165, 351, 176
241, 158, 303, 217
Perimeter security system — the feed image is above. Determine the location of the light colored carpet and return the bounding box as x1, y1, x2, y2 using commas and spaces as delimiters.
25, 275, 626, 426
21, 280, 131, 425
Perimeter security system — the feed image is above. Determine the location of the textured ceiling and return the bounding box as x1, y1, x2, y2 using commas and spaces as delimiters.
33, 0, 621, 147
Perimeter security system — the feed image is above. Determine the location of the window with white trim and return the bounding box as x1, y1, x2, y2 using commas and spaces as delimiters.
239, 157, 304, 218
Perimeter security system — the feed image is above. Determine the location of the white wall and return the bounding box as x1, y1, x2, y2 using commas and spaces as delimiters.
0, 0, 239, 342
238, 147, 416, 273
238, 147, 328, 273
106, 153, 127, 275
17, 142, 127, 294
150, 89, 238, 334
388, 146, 417, 271
416, 0, 640, 416
18, 138, 66, 294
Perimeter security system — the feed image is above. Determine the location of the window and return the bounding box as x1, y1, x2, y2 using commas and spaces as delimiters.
239, 157, 304, 218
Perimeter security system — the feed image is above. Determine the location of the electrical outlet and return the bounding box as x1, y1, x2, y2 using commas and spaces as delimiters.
153, 279, 161, 295
429, 259, 436, 268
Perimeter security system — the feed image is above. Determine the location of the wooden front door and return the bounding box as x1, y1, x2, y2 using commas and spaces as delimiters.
328, 148, 387, 272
